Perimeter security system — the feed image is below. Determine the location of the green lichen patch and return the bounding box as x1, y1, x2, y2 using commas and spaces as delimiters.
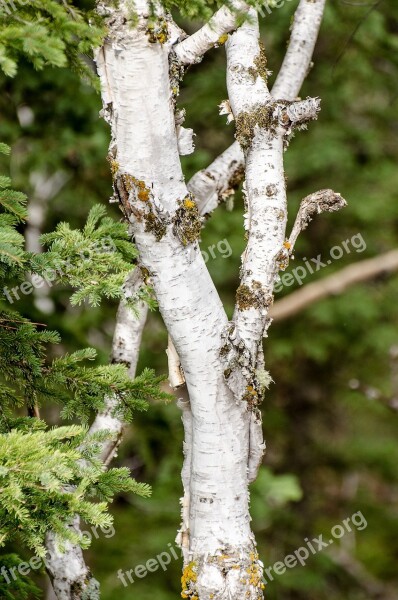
146, 17, 169, 44
248, 42, 269, 83
236, 280, 272, 311
254, 42, 269, 81
143, 210, 167, 241
235, 102, 278, 150
172, 195, 203, 246
220, 322, 271, 411
169, 51, 186, 102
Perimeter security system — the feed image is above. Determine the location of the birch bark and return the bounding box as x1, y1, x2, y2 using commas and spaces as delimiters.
46, 1, 333, 597
95, 1, 264, 597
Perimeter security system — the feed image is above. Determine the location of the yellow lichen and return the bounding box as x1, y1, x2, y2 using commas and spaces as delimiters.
183, 198, 196, 210
181, 561, 198, 599
217, 33, 228, 45
138, 188, 150, 202
146, 17, 169, 44
108, 158, 119, 179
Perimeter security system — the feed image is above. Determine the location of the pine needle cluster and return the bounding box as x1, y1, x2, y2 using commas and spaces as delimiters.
0, 143, 170, 571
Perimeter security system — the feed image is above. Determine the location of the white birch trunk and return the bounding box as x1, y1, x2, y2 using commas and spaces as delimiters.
95, 2, 264, 597
47, 0, 334, 597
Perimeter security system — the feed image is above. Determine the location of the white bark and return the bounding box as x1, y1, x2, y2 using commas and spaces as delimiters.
89, 271, 148, 463
45, 517, 99, 600
272, 0, 327, 100
190, 0, 327, 218
167, 335, 186, 388
95, 2, 263, 598
45, 1, 332, 598
223, 8, 325, 488
173, 0, 249, 65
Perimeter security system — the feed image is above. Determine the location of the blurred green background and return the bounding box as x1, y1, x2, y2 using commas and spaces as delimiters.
1, 0, 398, 598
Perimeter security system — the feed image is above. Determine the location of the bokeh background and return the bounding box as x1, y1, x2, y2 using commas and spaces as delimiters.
1, 0, 398, 598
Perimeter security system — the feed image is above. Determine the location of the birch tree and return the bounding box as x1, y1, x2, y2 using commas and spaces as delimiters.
0, 0, 351, 598
89, 0, 345, 598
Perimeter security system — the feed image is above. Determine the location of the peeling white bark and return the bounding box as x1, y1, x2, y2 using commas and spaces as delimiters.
224, 9, 324, 487
167, 335, 186, 388
45, 1, 332, 598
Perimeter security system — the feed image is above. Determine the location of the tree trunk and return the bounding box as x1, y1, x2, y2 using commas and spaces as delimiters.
95, 1, 263, 597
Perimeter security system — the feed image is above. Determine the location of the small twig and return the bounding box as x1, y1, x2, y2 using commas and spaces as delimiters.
288, 189, 347, 253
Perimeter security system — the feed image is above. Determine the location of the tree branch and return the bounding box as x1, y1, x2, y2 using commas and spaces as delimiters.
173, 0, 249, 65
272, 0, 327, 100
46, 270, 148, 598
189, 0, 328, 217
287, 189, 347, 253
188, 141, 244, 217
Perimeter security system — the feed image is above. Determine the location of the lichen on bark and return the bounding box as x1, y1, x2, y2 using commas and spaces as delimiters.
172, 195, 203, 246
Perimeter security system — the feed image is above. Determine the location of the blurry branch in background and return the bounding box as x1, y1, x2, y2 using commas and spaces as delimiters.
270, 248, 398, 321
329, 546, 397, 600
349, 345, 398, 414
26, 171, 70, 314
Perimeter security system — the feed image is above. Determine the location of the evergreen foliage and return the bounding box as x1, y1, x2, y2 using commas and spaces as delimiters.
0, 425, 149, 556
0, 554, 41, 599
40, 204, 139, 306
0, 0, 104, 82
0, 143, 169, 581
